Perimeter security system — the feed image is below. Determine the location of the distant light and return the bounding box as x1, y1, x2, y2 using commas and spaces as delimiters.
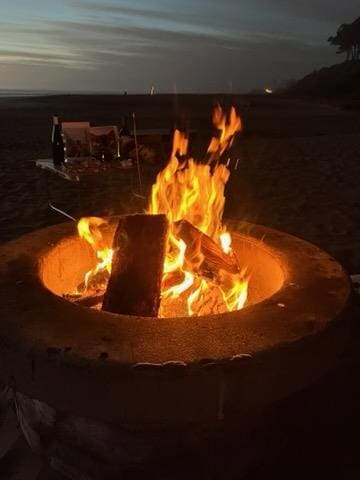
265, 88, 273, 94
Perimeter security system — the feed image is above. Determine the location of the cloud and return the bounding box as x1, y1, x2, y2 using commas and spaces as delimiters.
29, 17, 335, 92
68, 0, 233, 36
0, 0, 352, 92
238, 0, 359, 25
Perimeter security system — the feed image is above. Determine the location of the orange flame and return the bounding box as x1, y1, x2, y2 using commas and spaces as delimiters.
187, 278, 208, 316
77, 217, 113, 292
207, 105, 242, 160
148, 131, 230, 241
148, 106, 248, 317
76, 106, 248, 317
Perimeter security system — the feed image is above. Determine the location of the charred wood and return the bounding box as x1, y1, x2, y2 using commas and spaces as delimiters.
102, 214, 168, 316
174, 219, 239, 277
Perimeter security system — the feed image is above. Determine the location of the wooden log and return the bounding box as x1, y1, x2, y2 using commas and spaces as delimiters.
64, 293, 104, 309
76, 270, 109, 295
102, 214, 168, 316
173, 220, 239, 276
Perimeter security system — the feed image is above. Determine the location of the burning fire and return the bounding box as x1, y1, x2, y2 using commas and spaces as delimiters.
75, 105, 248, 316
76, 217, 113, 293
207, 105, 242, 158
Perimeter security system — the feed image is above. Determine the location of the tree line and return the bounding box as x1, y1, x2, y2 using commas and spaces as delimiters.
328, 16, 360, 61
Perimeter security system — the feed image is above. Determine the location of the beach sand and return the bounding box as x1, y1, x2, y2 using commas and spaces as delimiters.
0, 94, 359, 271
0, 94, 360, 479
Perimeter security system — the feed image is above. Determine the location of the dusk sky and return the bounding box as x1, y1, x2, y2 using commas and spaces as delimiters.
0, 0, 359, 93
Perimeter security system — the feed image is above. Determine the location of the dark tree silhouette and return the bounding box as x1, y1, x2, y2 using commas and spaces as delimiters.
328, 16, 360, 61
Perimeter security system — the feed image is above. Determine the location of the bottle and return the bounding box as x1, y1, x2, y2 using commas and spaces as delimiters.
51, 114, 65, 166
120, 115, 130, 136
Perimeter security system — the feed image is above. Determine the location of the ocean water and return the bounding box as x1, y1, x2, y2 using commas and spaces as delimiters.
0, 88, 68, 98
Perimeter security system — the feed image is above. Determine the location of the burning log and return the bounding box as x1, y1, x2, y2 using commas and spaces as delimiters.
64, 293, 104, 309
174, 220, 240, 277
77, 270, 109, 295
102, 214, 168, 316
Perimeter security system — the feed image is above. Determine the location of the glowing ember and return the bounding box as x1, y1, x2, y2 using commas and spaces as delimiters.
220, 231, 232, 255
74, 105, 249, 317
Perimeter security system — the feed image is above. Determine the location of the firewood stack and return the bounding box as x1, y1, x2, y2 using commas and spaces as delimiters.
101, 215, 241, 318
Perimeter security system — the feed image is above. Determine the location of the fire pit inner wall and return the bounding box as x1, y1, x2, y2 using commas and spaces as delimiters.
40, 221, 285, 308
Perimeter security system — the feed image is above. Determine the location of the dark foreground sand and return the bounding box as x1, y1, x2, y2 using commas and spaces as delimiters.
0, 94, 360, 478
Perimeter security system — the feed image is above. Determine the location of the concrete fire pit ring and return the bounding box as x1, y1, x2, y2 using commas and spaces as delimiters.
0, 219, 351, 478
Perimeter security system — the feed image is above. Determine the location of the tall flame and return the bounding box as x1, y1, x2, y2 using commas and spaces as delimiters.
148, 106, 248, 317
75, 105, 248, 317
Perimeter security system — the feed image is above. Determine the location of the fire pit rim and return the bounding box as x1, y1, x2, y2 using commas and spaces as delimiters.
0, 220, 351, 425
0, 219, 350, 365
47, 218, 289, 319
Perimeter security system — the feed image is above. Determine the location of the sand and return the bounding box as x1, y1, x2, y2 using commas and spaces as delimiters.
0, 94, 359, 272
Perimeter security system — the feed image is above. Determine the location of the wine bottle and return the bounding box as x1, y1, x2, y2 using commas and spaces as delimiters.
120, 115, 130, 136
51, 114, 65, 166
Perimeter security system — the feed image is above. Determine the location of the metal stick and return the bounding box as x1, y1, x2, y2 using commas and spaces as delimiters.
116, 132, 121, 158
132, 192, 147, 200
132, 112, 143, 195
49, 202, 76, 222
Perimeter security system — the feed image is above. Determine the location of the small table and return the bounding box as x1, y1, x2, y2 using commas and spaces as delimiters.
35, 157, 141, 221
35, 158, 134, 183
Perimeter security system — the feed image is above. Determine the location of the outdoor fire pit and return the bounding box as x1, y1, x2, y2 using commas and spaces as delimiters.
0, 106, 352, 479
0, 218, 351, 478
